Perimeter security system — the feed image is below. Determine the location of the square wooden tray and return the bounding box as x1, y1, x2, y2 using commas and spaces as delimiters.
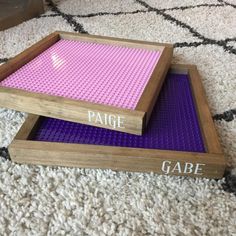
8, 64, 226, 178
0, 31, 173, 135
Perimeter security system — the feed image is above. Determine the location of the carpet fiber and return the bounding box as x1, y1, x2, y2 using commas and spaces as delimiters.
0, 0, 236, 235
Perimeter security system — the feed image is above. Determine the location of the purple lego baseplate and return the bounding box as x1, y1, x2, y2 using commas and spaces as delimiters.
30, 73, 205, 153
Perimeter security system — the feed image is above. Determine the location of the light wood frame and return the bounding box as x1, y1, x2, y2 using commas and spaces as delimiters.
8, 64, 226, 179
0, 31, 173, 135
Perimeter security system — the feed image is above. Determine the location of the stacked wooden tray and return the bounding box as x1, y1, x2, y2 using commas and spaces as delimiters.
0, 31, 172, 135
0, 31, 226, 178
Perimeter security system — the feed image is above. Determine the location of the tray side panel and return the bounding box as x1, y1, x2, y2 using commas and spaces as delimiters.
188, 66, 223, 154
58, 31, 172, 50
135, 46, 173, 123
0, 89, 145, 135
9, 140, 225, 179
14, 114, 41, 140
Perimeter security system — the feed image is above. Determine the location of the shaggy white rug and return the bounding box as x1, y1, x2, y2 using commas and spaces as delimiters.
0, 0, 236, 235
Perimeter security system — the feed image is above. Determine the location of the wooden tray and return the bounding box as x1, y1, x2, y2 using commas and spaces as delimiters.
8, 64, 226, 178
0, 31, 173, 135
0, 0, 44, 31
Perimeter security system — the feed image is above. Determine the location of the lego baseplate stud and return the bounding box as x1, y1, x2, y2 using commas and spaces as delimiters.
8, 64, 226, 178
0, 31, 173, 135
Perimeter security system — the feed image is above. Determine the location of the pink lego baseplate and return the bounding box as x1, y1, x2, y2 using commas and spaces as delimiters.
0, 39, 161, 110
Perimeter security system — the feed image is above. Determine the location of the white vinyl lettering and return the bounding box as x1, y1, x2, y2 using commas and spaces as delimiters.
118, 116, 125, 128
171, 162, 182, 173
161, 161, 205, 175
104, 113, 108, 126
88, 111, 95, 122
95, 112, 103, 124
108, 115, 116, 128
161, 161, 171, 174
194, 163, 205, 175
87, 111, 125, 129
184, 162, 194, 174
